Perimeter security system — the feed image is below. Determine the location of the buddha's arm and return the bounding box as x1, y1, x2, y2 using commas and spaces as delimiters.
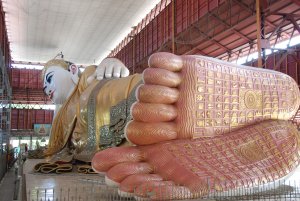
73, 74, 142, 162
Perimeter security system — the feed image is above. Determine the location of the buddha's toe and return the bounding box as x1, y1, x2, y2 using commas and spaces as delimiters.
134, 180, 195, 200
118, 174, 163, 196
106, 162, 153, 185
131, 102, 177, 122
92, 147, 143, 172
137, 84, 180, 104
148, 52, 183, 71
125, 121, 177, 145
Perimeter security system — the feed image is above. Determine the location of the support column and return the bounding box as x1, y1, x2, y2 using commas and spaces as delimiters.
256, 0, 263, 67
132, 33, 136, 74
172, 0, 176, 54
261, 11, 266, 68
29, 135, 32, 150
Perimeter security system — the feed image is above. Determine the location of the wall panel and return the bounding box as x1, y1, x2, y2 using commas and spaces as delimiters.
11, 68, 43, 89
11, 109, 53, 130
246, 45, 300, 87
287, 55, 297, 82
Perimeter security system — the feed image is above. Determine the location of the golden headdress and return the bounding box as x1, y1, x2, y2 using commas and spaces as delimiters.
42, 59, 69, 79
42, 59, 82, 80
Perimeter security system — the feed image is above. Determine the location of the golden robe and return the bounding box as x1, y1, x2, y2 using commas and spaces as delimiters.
45, 66, 142, 162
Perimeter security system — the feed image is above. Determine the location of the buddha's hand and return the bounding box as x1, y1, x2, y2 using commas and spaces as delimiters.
88, 58, 130, 83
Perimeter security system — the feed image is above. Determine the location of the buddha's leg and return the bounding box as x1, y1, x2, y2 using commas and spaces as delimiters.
126, 52, 300, 145
92, 120, 300, 200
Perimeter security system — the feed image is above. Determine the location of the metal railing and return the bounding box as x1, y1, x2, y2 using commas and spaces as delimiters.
25, 179, 300, 201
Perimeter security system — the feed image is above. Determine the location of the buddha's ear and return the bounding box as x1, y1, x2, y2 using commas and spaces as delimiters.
69, 64, 79, 84
69, 64, 78, 75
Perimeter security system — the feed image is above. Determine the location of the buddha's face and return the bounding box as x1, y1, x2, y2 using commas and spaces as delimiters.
43, 66, 77, 104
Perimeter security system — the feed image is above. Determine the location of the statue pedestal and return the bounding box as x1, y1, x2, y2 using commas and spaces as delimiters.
23, 159, 109, 201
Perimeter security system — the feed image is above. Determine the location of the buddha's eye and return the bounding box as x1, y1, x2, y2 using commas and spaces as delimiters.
46, 74, 53, 84
45, 71, 54, 84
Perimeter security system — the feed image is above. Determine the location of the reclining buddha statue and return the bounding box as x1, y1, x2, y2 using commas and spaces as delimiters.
38, 51, 300, 199
38, 57, 139, 163
32, 56, 141, 173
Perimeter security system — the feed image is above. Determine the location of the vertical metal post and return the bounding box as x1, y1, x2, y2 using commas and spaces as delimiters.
29, 135, 32, 150
261, 11, 266, 68
132, 33, 136, 74
172, 0, 176, 54
256, 0, 263, 67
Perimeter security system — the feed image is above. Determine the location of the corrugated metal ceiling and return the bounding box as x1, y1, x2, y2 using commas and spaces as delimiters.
2, 0, 161, 65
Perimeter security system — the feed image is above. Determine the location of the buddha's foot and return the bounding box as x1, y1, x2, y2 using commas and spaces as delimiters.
92, 120, 300, 200
126, 52, 300, 145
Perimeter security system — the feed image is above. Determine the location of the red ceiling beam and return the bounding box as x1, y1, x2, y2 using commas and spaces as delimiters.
210, 13, 252, 43
260, 0, 269, 11
190, 24, 230, 52
291, 0, 300, 7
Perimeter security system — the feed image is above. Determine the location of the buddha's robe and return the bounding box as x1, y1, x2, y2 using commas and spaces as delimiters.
45, 65, 142, 162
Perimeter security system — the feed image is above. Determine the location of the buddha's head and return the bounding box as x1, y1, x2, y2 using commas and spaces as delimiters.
42, 59, 80, 104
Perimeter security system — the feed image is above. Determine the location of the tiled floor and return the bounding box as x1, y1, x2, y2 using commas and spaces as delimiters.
0, 165, 18, 201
